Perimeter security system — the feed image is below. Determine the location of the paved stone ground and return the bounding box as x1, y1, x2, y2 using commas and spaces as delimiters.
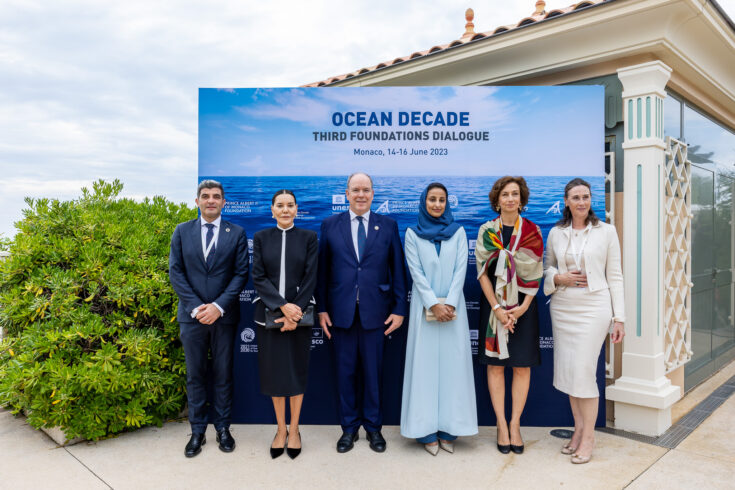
2, 392, 734, 490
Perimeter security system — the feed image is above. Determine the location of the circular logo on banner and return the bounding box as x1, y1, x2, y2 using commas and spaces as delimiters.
240, 328, 255, 343
449, 194, 459, 208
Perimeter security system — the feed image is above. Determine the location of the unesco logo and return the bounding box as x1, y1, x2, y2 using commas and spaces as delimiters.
240, 328, 255, 343
332, 194, 349, 213
311, 327, 324, 347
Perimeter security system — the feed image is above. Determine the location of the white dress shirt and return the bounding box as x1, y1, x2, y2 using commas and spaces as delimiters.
200, 216, 221, 261
277, 223, 294, 298
191, 216, 224, 318
349, 209, 370, 260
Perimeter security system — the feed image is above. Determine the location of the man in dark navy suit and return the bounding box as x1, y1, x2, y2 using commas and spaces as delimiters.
169, 180, 249, 458
317, 172, 408, 453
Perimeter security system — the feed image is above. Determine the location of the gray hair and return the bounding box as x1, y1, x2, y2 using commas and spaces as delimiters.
197, 179, 225, 198
346, 172, 373, 189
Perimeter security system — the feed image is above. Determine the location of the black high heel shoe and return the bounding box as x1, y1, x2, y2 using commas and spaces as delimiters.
496, 426, 511, 454
270, 429, 287, 459
510, 423, 524, 454
286, 430, 301, 459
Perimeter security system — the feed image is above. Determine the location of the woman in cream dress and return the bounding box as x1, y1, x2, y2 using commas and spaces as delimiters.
544, 178, 625, 464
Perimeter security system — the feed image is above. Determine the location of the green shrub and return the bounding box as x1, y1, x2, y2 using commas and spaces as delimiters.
0, 179, 196, 440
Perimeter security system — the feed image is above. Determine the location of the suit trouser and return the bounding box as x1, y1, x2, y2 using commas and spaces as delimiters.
180, 320, 235, 434
332, 309, 385, 433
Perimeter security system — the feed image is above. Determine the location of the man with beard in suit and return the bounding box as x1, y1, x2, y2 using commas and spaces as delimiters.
169, 179, 249, 457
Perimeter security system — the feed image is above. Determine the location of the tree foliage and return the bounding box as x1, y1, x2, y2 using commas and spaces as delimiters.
0, 180, 196, 440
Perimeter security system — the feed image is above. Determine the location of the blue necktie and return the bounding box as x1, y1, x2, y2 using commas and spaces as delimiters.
205, 223, 216, 265
356, 216, 366, 261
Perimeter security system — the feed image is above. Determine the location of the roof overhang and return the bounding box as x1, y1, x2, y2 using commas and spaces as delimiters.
328, 0, 735, 130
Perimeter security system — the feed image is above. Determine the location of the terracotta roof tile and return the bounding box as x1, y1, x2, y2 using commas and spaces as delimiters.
303, 0, 610, 87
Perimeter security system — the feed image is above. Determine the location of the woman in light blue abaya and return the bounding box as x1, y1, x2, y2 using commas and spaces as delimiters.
400, 182, 478, 456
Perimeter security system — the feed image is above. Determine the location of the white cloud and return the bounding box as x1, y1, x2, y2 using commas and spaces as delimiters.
240, 155, 264, 169
1, 0, 734, 237
238, 92, 333, 126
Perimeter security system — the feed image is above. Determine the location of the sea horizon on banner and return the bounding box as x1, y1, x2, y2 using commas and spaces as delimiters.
198, 86, 605, 427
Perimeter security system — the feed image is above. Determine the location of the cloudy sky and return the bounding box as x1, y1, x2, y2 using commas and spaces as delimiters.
1, 0, 734, 238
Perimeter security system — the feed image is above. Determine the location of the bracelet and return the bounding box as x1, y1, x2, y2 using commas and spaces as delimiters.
492, 303, 501, 311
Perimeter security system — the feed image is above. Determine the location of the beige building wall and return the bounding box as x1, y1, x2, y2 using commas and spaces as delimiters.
314, 0, 735, 435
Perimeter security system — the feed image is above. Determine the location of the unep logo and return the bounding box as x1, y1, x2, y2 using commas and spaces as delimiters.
240, 328, 255, 343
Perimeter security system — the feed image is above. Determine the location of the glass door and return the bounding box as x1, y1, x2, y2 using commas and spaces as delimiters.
713, 175, 735, 371
686, 164, 715, 389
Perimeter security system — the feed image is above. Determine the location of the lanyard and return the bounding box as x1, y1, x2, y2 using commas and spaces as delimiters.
569, 224, 591, 272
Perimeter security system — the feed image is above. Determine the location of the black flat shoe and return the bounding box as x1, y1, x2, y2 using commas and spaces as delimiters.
216, 428, 235, 452
336, 431, 358, 453
270, 430, 287, 459
366, 430, 386, 453
287, 430, 301, 459
185, 433, 206, 458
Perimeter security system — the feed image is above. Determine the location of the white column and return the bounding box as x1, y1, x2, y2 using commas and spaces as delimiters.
606, 61, 681, 436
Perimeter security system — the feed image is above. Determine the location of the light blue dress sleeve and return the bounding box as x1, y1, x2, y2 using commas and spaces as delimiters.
445, 227, 467, 309
404, 228, 439, 310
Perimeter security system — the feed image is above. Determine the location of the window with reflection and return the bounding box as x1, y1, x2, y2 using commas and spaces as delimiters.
684, 106, 735, 171
678, 97, 735, 386
664, 94, 681, 140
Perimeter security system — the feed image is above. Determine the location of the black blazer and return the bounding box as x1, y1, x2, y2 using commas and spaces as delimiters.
252, 226, 318, 324
168, 218, 249, 326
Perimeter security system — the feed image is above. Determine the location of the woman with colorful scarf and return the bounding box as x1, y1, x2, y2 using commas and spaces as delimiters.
475, 176, 543, 455
400, 183, 478, 456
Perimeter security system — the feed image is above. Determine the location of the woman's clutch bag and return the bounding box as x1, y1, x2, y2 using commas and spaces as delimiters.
424, 298, 457, 322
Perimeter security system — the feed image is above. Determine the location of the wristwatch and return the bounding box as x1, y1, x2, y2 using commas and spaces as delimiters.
492, 303, 501, 311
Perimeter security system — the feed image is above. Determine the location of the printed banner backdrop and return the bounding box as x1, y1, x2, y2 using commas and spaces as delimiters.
198, 86, 606, 427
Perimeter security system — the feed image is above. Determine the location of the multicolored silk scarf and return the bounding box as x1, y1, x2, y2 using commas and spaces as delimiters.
475, 216, 543, 359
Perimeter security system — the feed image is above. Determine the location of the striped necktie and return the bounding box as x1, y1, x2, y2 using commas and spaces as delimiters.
205, 223, 216, 265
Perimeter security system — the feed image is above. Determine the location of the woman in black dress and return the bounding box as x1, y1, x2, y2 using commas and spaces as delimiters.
475, 176, 544, 455
252, 189, 318, 459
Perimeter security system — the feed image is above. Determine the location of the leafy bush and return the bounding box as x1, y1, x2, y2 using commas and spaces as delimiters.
0, 180, 196, 440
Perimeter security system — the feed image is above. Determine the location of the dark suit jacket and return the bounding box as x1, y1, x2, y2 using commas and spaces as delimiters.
169, 218, 249, 326
316, 211, 407, 329
251, 226, 318, 324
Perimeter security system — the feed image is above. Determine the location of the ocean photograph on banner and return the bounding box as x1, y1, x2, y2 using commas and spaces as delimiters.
199, 86, 605, 426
